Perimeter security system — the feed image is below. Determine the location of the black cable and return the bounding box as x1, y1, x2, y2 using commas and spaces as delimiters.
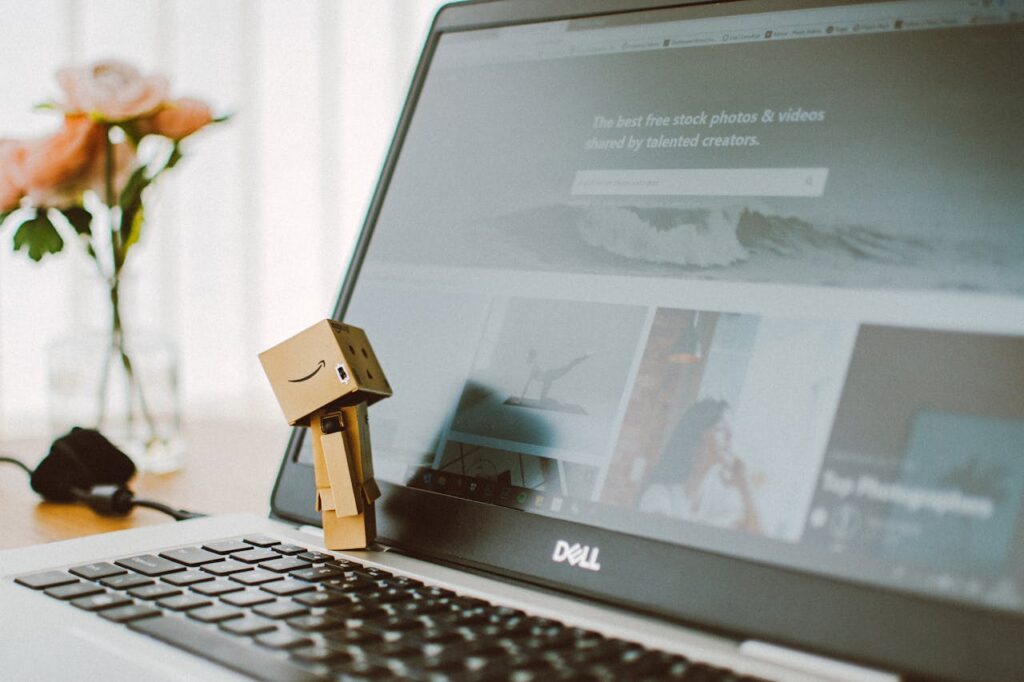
6, 452, 205, 521
133, 498, 206, 521
5, 437, 207, 521
0, 455, 33, 476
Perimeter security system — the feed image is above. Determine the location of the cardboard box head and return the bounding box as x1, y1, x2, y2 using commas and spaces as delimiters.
259, 319, 392, 425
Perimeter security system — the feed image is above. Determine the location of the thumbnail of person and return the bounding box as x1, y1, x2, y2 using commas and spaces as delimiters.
639, 398, 761, 534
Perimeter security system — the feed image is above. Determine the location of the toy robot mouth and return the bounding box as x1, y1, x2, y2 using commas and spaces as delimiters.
287, 359, 326, 383
336, 362, 350, 384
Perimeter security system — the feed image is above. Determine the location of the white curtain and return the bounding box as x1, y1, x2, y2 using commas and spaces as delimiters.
0, 0, 445, 437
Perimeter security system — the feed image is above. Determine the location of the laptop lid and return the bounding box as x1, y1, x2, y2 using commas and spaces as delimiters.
271, 0, 1024, 679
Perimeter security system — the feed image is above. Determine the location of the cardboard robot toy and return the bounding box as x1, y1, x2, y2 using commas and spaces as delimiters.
259, 319, 392, 549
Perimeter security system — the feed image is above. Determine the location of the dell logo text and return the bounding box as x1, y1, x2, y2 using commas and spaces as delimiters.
552, 539, 602, 571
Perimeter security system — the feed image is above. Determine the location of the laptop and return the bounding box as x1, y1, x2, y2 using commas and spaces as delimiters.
3, 0, 1023, 680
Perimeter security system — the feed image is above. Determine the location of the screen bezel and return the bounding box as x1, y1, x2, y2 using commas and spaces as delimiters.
270, 1, 1024, 679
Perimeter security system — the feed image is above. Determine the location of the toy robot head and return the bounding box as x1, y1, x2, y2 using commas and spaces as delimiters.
259, 319, 392, 425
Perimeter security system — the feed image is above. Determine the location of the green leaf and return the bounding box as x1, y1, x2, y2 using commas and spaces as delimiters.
124, 205, 144, 252
165, 143, 183, 170
12, 212, 64, 262
0, 210, 11, 226
119, 165, 151, 244
118, 166, 150, 213
120, 122, 144, 147
61, 206, 93, 236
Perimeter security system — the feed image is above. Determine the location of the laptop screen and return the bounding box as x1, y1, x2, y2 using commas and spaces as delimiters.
330, 0, 1024, 615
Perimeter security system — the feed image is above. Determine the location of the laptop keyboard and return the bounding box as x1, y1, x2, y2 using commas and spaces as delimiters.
13, 535, 772, 682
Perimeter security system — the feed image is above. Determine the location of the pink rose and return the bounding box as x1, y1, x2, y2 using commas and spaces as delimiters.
141, 97, 214, 140
0, 140, 30, 213
57, 60, 168, 122
22, 116, 106, 207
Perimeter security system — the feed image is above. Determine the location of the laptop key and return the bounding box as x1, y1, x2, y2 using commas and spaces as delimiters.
293, 590, 350, 607
361, 640, 424, 665
325, 558, 357, 569
388, 576, 424, 589
188, 604, 244, 623
219, 615, 277, 636
255, 629, 313, 650
71, 591, 133, 611
439, 640, 507, 659
261, 579, 315, 596
292, 565, 345, 582
101, 574, 154, 590
415, 586, 456, 599
522, 632, 577, 652
158, 594, 213, 611
191, 579, 244, 596
325, 603, 386, 622
129, 615, 321, 682
230, 568, 284, 586
553, 647, 617, 668
359, 616, 425, 636
398, 599, 454, 616
160, 547, 223, 567
323, 628, 382, 646
254, 601, 309, 620
69, 562, 126, 580
359, 588, 407, 604
116, 554, 186, 577
620, 649, 676, 676
261, 557, 311, 573
99, 603, 161, 623
242, 535, 281, 547
129, 583, 182, 601
286, 614, 344, 632
322, 577, 374, 594
431, 610, 489, 628
231, 548, 280, 564
45, 581, 104, 600
296, 551, 333, 563
15, 571, 77, 590
505, 654, 556, 674
415, 628, 466, 645
202, 559, 253, 576
290, 644, 351, 664
221, 590, 276, 608
162, 570, 215, 587
271, 544, 306, 556
330, 660, 392, 680
203, 539, 252, 554
663, 662, 718, 681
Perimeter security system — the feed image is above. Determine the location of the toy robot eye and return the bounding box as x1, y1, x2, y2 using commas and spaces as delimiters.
336, 362, 350, 384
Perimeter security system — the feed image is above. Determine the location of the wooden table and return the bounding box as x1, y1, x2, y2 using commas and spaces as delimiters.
0, 417, 291, 550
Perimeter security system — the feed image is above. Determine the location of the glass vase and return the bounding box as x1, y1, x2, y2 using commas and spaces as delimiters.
47, 275, 184, 473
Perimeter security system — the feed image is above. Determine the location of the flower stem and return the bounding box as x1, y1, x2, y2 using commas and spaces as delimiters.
108, 271, 162, 447
105, 129, 125, 274
90, 127, 162, 452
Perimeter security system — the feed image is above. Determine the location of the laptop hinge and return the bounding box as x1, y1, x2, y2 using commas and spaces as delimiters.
740, 640, 900, 682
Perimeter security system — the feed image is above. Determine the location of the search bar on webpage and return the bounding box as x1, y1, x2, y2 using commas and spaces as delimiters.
571, 167, 829, 197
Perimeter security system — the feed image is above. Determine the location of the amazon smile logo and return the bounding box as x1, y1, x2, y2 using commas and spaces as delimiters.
288, 359, 326, 383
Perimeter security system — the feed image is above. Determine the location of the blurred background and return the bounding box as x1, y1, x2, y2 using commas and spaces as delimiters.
0, 0, 446, 440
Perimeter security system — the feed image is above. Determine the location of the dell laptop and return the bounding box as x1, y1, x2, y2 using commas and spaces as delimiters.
3, 1, 1023, 680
